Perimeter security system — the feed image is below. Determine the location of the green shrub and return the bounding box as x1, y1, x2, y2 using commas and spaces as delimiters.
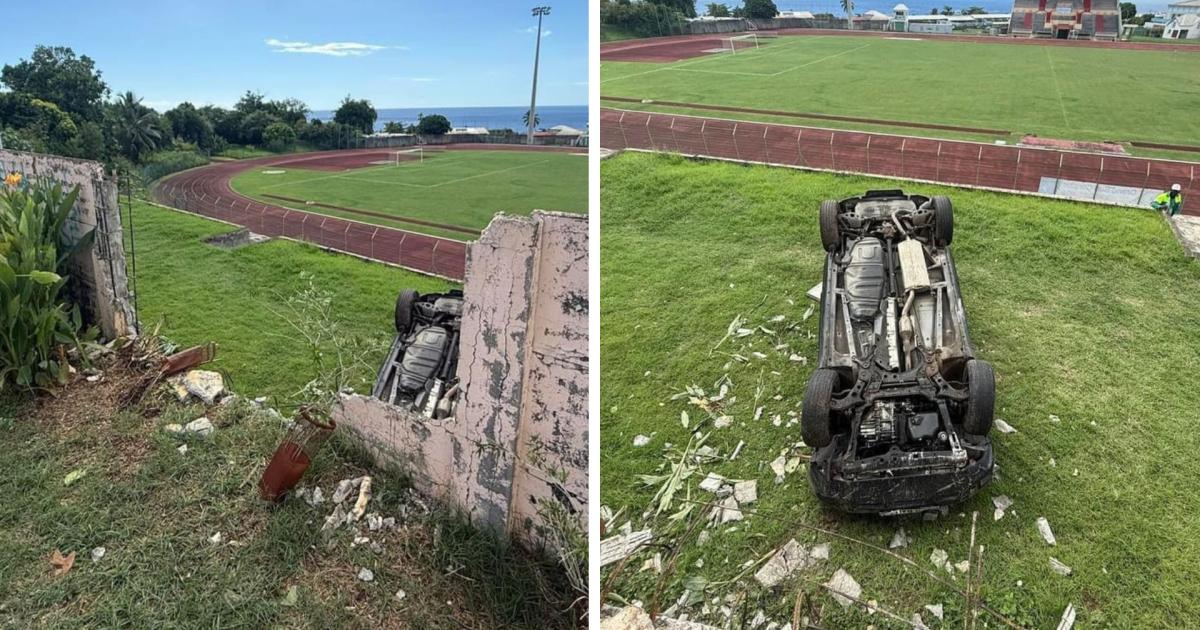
0, 176, 97, 389
263, 121, 297, 152
137, 150, 208, 184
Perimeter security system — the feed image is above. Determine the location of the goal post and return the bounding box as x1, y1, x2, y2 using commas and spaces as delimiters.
392, 147, 424, 166
725, 33, 759, 54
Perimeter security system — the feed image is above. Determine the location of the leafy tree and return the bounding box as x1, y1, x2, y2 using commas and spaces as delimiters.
743, 0, 780, 19
108, 91, 161, 162
382, 121, 408, 134
263, 98, 309, 127
962, 5, 986, 13
941, 5, 954, 14
164, 102, 215, 150
263, 121, 297, 152
706, 3, 731, 16
333, 96, 377, 135
647, 0, 696, 18
234, 90, 266, 114
1119, 2, 1136, 21
200, 105, 243, 145
1138, 13, 1155, 24
1, 46, 109, 123
238, 110, 278, 145
523, 109, 541, 129
601, 1, 688, 36
416, 114, 452, 136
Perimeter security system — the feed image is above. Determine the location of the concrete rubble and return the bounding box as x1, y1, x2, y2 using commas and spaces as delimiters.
1037, 517, 1057, 546
823, 568, 862, 608
754, 539, 827, 588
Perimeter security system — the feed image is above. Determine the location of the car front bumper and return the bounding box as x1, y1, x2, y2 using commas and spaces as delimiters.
808, 437, 994, 515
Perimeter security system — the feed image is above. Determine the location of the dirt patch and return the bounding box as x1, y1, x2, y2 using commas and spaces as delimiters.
1020, 135, 1127, 155
602, 35, 735, 62
205, 228, 271, 249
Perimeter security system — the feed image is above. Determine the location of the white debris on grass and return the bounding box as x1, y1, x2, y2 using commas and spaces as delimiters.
995, 419, 1017, 433
930, 548, 953, 573
1037, 517, 1057, 546
992, 495, 1013, 521
633, 434, 652, 447
1050, 557, 1073, 576
1057, 603, 1077, 630
1049, 414, 1061, 423
730, 440, 745, 460
754, 539, 829, 588
332, 476, 365, 504
911, 613, 930, 630
177, 444, 188, 454
395, 588, 407, 601
924, 603, 944, 620
955, 560, 970, 573
357, 567, 375, 582
91, 547, 106, 563
888, 528, 909, 549
600, 529, 654, 567
307, 486, 325, 507
699, 473, 727, 493
209, 532, 223, 545
184, 370, 226, 405
711, 496, 743, 524
733, 480, 757, 505
823, 568, 862, 608
350, 477, 373, 521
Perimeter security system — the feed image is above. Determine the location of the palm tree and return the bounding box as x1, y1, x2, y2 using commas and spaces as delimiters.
841, 0, 855, 29
522, 109, 541, 130
111, 91, 161, 162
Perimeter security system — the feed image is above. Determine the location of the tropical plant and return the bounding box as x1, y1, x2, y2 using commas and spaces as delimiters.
109, 91, 161, 162
0, 175, 97, 389
742, 0, 779, 19
416, 114, 452, 136
841, 0, 855, 27
706, 3, 731, 17
262, 121, 297, 152
522, 109, 541, 129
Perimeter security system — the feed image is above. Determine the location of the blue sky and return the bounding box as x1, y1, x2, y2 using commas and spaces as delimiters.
1, 1, 587, 112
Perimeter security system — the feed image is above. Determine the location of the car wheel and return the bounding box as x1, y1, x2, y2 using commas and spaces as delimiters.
802, 368, 839, 448
963, 359, 995, 435
819, 200, 840, 252
933, 196, 954, 246
394, 289, 419, 334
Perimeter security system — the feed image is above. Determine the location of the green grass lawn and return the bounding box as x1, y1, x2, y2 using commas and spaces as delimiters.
0, 200, 575, 628
230, 150, 588, 240
600, 152, 1200, 628
128, 200, 455, 401
601, 35, 1200, 151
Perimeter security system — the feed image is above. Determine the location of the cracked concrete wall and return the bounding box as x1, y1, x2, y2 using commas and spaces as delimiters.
0, 150, 137, 339
333, 210, 588, 550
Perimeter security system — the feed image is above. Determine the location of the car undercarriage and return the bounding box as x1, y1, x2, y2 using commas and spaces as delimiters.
803, 190, 995, 515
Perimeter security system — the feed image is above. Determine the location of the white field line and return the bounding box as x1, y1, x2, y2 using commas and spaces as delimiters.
1044, 47, 1072, 129
599, 36, 823, 84
256, 155, 469, 191
323, 158, 551, 190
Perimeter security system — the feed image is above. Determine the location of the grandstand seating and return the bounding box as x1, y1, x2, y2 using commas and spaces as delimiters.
1009, 0, 1120, 38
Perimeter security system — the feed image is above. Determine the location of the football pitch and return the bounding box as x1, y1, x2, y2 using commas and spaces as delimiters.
230, 149, 588, 240
601, 35, 1200, 155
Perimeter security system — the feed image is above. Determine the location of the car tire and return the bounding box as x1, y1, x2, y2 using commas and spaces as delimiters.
802, 368, 839, 448
395, 289, 419, 334
819, 200, 840, 252
963, 359, 995, 436
933, 196, 954, 246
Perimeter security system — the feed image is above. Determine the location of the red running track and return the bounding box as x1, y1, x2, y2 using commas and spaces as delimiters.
151, 145, 583, 281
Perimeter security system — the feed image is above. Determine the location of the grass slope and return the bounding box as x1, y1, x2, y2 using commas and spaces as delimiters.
601, 36, 1200, 150
600, 152, 1200, 628
129, 201, 455, 401
230, 150, 588, 239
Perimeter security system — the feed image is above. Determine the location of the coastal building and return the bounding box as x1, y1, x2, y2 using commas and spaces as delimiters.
1164, 0, 1200, 38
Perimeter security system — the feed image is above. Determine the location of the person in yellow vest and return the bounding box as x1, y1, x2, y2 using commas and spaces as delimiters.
1151, 184, 1184, 217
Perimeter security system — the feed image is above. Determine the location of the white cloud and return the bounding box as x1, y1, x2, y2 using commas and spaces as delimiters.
519, 26, 552, 37
265, 38, 388, 57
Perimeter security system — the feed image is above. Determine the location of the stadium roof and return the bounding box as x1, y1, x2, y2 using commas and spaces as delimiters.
893, 3, 910, 11
1168, 0, 1200, 7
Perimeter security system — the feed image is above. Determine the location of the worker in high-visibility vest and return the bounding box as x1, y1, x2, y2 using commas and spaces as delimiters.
1151, 183, 1184, 217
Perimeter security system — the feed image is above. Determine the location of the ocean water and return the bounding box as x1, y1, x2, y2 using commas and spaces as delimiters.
311, 105, 588, 133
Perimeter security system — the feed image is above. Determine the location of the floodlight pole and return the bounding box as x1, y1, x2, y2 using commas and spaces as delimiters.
527, 6, 551, 145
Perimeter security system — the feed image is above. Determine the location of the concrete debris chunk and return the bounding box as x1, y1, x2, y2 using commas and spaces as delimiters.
163, 423, 184, 435
209, 532, 223, 545
351, 477, 373, 520
357, 567, 374, 582
809, 542, 830, 560
995, 419, 1017, 433
332, 477, 364, 504
1057, 603, 1077, 630
930, 548, 949, 570
600, 606, 656, 630
866, 599, 878, 615
166, 374, 190, 402
633, 434, 651, 447
184, 370, 225, 405
992, 495, 1014, 520
322, 504, 348, 532
888, 528, 909, 549
395, 589, 407, 601
770, 455, 787, 482
911, 613, 929, 630
177, 444, 188, 454
367, 513, 383, 531
600, 529, 654, 567
733, 480, 757, 505
712, 496, 743, 524
306, 487, 325, 507
1049, 414, 1061, 423
1037, 517, 1057, 546
754, 539, 811, 588
699, 473, 727, 493
924, 604, 944, 620
955, 560, 970, 573
1049, 557, 1073, 576
823, 568, 861, 608
184, 417, 214, 437
91, 546, 106, 563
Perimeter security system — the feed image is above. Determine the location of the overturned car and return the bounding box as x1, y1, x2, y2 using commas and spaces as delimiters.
802, 190, 995, 515
372, 289, 463, 418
